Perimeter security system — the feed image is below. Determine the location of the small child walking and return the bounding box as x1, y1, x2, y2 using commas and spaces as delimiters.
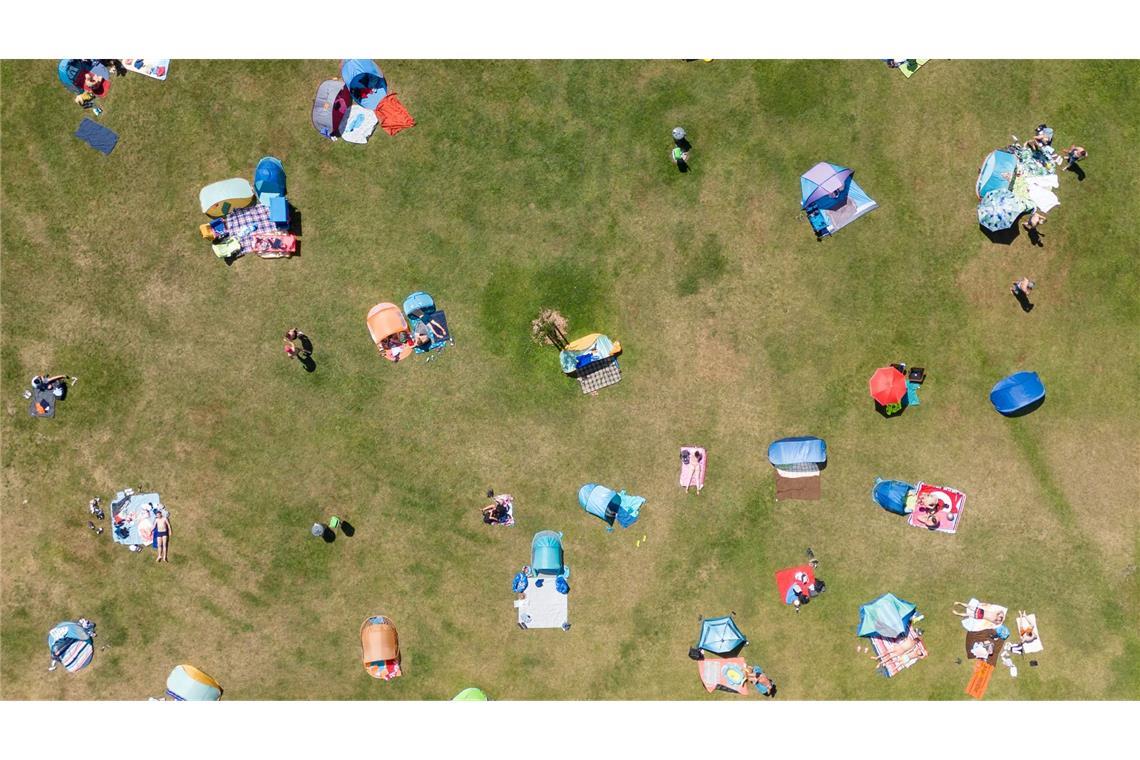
283, 328, 312, 361
1011, 277, 1036, 312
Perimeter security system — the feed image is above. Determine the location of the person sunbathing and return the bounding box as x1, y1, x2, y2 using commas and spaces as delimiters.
746, 667, 775, 696
413, 319, 447, 347
482, 496, 511, 524
874, 640, 923, 666
952, 599, 1006, 625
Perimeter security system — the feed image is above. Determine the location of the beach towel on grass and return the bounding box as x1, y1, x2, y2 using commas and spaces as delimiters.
679, 446, 707, 492
376, 93, 415, 136
775, 565, 815, 605
898, 59, 929, 78
870, 629, 927, 678
28, 387, 57, 418
775, 471, 820, 501
1016, 613, 1043, 653
121, 59, 170, 80
958, 598, 1007, 632
697, 657, 749, 694
75, 119, 118, 155
907, 482, 965, 534
966, 660, 994, 699
965, 629, 1003, 665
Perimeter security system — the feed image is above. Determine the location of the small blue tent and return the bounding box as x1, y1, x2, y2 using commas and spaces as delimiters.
800, 162, 877, 238
858, 594, 917, 639
341, 59, 387, 109
976, 150, 1018, 199
47, 621, 94, 673
697, 615, 747, 654
767, 437, 827, 468
530, 531, 569, 578
990, 371, 1045, 416
577, 484, 644, 528
253, 156, 286, 206
872, 478, 915, 516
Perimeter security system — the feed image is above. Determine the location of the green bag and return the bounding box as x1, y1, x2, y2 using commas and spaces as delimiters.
212, 237, 241, 258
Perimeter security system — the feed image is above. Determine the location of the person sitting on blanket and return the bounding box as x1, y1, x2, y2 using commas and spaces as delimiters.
413, 319, 447, 348
32, 374, 69, 397
481, 490, 511, 524
746, 666, 776, 697
952, 599, 1005, 626
383, 333, 413, 358
911, 493, 943, 530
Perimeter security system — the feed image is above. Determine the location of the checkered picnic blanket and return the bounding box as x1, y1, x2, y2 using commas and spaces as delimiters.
222, 204, 275, 253
576, 356, 621, 394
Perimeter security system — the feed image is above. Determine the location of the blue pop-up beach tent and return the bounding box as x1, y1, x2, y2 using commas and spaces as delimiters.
858, 594, 917, 638
976, 150, 1018, 199
341, 59, 387, 109
697, 615, 747, 654
47, 621, 94, 673
253, 156, 286, 206
800, 162, 877, 238
578, 484, 644, 529
872, 478, 915, 516
990, 371, 1045, 416
767, 436, 827, 468
530, 531, 569, 578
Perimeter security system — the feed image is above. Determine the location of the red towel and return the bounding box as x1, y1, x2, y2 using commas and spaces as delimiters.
376, 93, 415, 136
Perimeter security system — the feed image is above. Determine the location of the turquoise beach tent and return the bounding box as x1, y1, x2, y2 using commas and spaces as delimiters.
872, 478, 915, 516
530, 531, 569, 578
799, 162, 877, 238
976, 150, 1017, 199
697, 615, 747, 654
577, 484, 644, 528
857, 594, 916, 638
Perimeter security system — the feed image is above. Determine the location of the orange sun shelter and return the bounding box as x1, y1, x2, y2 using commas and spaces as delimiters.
366, 302, 413, 362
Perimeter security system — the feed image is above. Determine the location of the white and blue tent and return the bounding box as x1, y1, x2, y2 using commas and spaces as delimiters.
47, 621, 93, 673
800, 162, 877, 238
577, 484, 643, 529
697, 615, 747, 654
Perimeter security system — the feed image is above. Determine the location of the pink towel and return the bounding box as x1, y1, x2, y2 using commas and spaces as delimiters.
680, 446, 707, 492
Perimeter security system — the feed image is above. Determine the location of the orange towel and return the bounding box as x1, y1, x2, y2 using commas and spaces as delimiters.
376, 93, 415, 136
966, 660, 994, 699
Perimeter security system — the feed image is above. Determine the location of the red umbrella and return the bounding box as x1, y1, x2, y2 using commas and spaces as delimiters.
869, 366, 908, 405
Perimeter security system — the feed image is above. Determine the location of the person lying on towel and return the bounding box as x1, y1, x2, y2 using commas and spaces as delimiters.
414, 319, 447, 348
953, 599, 1006, 626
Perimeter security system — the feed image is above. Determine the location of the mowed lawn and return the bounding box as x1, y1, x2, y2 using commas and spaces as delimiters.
1, 60, 1137, 700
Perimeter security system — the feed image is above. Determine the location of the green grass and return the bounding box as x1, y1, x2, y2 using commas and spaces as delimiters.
2, 60, 1138, 700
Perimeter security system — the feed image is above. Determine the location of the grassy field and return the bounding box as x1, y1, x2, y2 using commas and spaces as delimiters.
1, 60, 1137, 701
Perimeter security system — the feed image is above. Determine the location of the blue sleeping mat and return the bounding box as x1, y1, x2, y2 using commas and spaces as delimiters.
75, 119, 118, 155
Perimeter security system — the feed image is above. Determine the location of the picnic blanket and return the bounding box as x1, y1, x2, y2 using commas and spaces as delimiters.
775, 565, 815, 605
697, 657, 750, 695
121, 59, 170, 80
221, 204, 277, 254
28, 387, 57, 418
965, 629, 1004, 665
870, 629, 927, 678
376, 93, 416, 136
110, 491, 163, 548
898, 59, 929, 78
679, 446, 707, 492
1016, 612, 1043, 653
775, 471, 821, 501
1025, 174, 1061, 212
342, 104, 378, 145
966, 660, 995, 699
75, 119, 118, 155
576, 356, 622, 395
515, 574, 568, 629
907, 482, 965, 534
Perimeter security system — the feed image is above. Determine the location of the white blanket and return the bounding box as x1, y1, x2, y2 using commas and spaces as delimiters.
1026, 175, 1060, 213
516, 575, 568, 629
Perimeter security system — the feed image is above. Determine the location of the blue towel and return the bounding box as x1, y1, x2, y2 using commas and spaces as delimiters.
906, 381, 921, 406
75, 119, 118, 155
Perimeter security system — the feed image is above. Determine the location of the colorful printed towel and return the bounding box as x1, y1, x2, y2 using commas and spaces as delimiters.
121, 59, 170, 80
907, 482, 965, 534
697, 657, 749, 694
870, 629, 927, 677
376, 93, 416, 136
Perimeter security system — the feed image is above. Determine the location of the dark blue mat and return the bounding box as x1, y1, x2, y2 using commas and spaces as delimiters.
75, 119, 118, 155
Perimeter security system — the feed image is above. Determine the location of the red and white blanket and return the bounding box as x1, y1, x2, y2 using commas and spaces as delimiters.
907, 482, 966, 534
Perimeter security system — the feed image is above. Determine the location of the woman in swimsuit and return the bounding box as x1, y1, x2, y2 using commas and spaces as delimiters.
153, 512, 171, 563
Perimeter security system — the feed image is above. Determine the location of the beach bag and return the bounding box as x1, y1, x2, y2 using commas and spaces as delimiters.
212, 238, 241, 259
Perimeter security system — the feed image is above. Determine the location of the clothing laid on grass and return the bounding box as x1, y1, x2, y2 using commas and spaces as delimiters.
376, 93, 415, 136
75, 119, 118, 155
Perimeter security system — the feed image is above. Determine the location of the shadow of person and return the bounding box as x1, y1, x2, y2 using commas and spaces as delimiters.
321, 529, 336, 543
674, 137, 692, 152
339, 520, 355, 537
298, 334, 314, 354
1066, 163, 1086, 182
1013, 290, 1035, 312
300, 355, 316, 373
1027, 228, 1045, 247
676, 159, 690, 174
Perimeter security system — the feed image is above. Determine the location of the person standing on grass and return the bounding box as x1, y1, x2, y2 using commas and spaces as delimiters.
1011, 277, 1035, 312
283, 328, 312, 361
1061, 145, 1087, 170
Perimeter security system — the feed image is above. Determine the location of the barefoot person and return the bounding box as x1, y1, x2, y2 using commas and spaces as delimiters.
153, 511, 171, 563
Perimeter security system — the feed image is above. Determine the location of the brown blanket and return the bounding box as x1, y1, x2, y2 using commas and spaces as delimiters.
775, 472, 821, 501
965, 629, 1003, 665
